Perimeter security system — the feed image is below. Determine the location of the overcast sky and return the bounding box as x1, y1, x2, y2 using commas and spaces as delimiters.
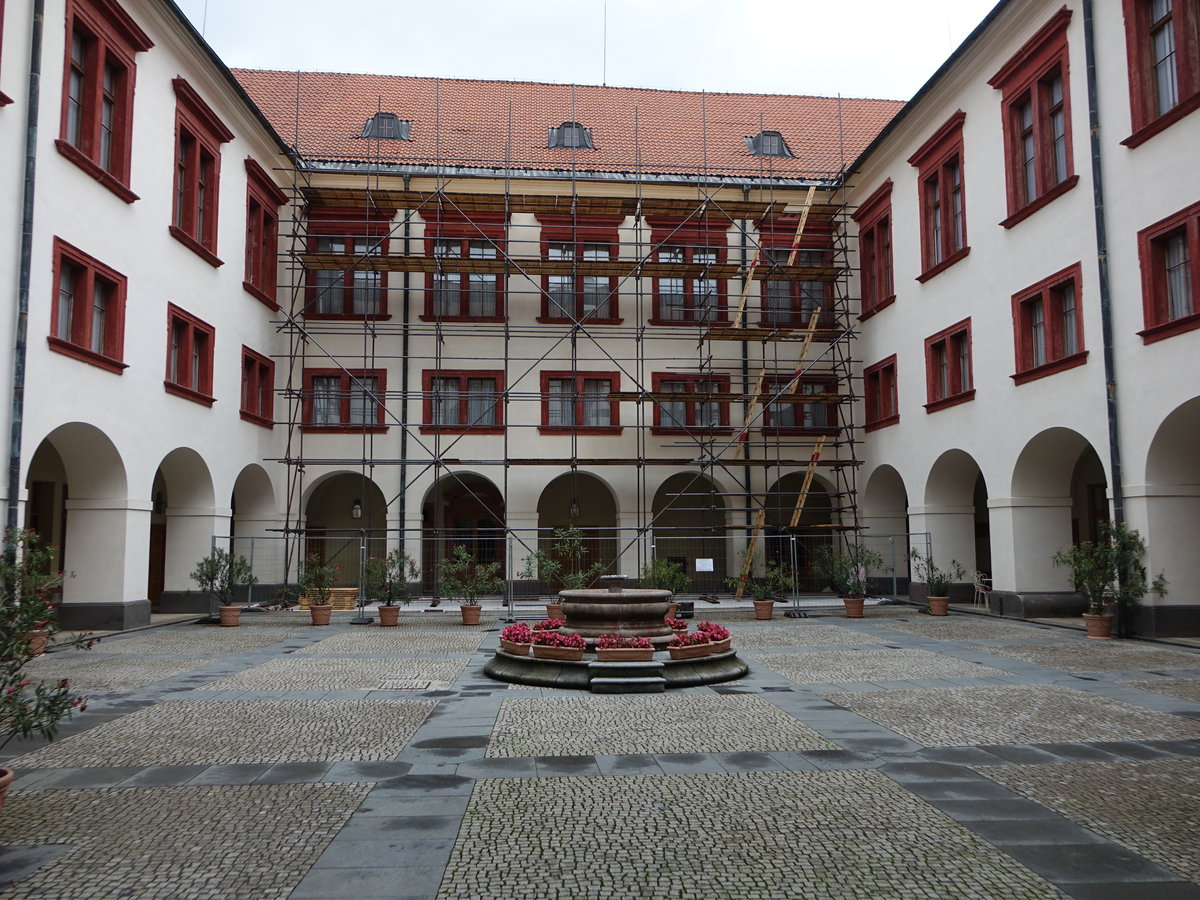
174, 0, 1001, 102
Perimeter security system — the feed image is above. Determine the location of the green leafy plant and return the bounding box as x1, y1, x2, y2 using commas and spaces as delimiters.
813, 543, 886, 598
909, 549, 967, 596
726, 549, 793, 602
518, 526, 607, 591
639, 557, 689, 594
190, 548, 257, 611
1052, 521, 1167, 616
298, 554, 340, 606
364, 548, 420, 606
439, 544, 503, 606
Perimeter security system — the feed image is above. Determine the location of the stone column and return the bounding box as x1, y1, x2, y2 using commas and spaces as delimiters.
57, 498, 152, 630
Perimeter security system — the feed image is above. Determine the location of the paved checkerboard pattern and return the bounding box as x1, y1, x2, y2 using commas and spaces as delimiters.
295, 629, 485, 655
197, 655, 470, 691
726, 622, 887, 648
974, 642, 1200, 673
25, 655, 217, 692
752, 647, 1007, 684
1121, 678, 1200, 703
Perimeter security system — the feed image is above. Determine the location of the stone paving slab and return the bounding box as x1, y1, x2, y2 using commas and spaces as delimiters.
25, 655, 218, 692
85, 629, 303, 653
197, 656, 470, 691
8, 699, 437, 767
872, 618, 1073, 643
437, 771, 1066, 899
0, 783, 370, 900
975, 643, 1200, 674
295, 630, 486, 655
981, 760, 1200, 883
752, 647, 1008, 684
1121, 678, 1200, 704
827, 684, 1200, 747
487, 695, 838, 757
726, 622, 887, 648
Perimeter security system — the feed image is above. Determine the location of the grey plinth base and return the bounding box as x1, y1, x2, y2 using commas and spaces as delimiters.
55, 599, 151, 631
989, 591, 1086, 619
484, 649, 748, 692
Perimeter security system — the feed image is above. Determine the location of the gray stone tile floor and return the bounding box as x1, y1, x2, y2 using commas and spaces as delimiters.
1, 605, 1198, 899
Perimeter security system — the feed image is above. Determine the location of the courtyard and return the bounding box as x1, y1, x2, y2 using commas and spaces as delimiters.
1, 605, 1199, 899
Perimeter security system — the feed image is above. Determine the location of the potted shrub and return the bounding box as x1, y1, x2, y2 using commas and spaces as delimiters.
364, 548, 419, 627
1052, 521, 1167, 639
298, 554, 339, 625
727, 550, 793, 620
0, 528, 89, 810
595, 634, 655, 661
666, 629, 712, 659
531, 630, 586, 661
190, 548, 257, 627
439, 544, 503, 625
640, 558, 689, 617
518, 526, 606, 618
909, 549, 967, 616
812, 543, 886, 618
696, 621, 731, 653
499, 623, 534, 655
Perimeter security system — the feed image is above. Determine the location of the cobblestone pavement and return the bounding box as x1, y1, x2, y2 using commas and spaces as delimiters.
1, 605, 1198, 900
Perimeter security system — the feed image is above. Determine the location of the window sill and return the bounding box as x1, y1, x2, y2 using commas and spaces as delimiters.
1123, 93, 1200, 149
55, 140, 138, 204
305, 311, 391, 321
1011, 350, 1088, 385
915, 247, 970, 284
420, 314, 505, 323
999, 176, 1080, 229
239, 410, 274, 428
761, 426, 840, 436
647, 318, 729, 328
47, 337, 127, 374
164, 381, 215, 407
419, 426, 505, 435
535, 316, 623, 326
1139, 311, 1200, 344
538, 426, 623, 435
169, 225, 223, 268
243, 281, 280, 311
303, 425, 387, 434
858, 295, 896, 323
923, 389, 975, 413
650, 427, 732, 436
864, 414, 899, 433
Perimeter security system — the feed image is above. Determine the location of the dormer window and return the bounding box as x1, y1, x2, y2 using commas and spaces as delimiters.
745, 130, 793, 157
359, 113, 411, 140
548, 121, 594, 149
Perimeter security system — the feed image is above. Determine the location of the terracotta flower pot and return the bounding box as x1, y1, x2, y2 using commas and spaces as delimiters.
927, 596, 949, 616
1083, 612, 1114, 639
706, 636, 731, 654
668, 643, 711, 660
28, 628, 50, 656
595, 647, 655, 661
752, 599, 775, 620
460, 604, 483, 626
532, 644, 584, 661
0, 767, 13, 814
309, 604, 333, 626
666, 602, 677, 619
499, 638, 531, 655
545, 602, 563, 620
218, 605, 242, 627
378, 605, 401, 627
842, 597, 865, 619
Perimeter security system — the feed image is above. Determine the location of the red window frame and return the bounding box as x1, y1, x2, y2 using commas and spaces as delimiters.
1137, 199, 1200, 342
57, 0, 152, 201
302, 368, 387, 433
423, 211, 506, 321
647, 216, 729, 326
756, 217, 836, 327
305, 207, 392, 319
923, 318, 975, 412
244, 158, 286, 309
240, 346, 274, 427
908, 111, 969, 282
539, 371, 622, 434
650, 372, 731, 434
1121, 0, 1200, 147
165, 303, 215, 406
864, 355, 899, 431
170, 79, 233, 265
852, 180, 895, 319
420, 369, 505, 434
990, 9, 1079, 227
49, 237, 127, 374
1011, 262, 1088, 384
761, 375, 840, 435
537, 214, 624, 324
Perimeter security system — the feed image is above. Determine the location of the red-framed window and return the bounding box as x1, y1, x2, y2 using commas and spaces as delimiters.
1121, 0, 1200, 146
762, 375, 839, 434
650, 373, 731, 434
244, 158, 286, 309
539, 371, 621, 433
864, 356, 899, 431
989, 10, 1078, 226
421, 370, 504, 433
0, 0, 12, 106
647, 216, 729, 325
49, 237, 127, 374
1137, 199, 1200, 342
757, 218, 835, 327
240, 346, 274, 427
58, 0, 152, 201
165, 304, 215, 406
908, 111, 969, 282
424, 211, 505, 321
1011, 262, 1087, 384
923, 319, 974, 412
306, 208, 391, 319
538, 214, 623, 323
852, 180, 895, 319
303, 368, 386, 432
171, 79, 233, 265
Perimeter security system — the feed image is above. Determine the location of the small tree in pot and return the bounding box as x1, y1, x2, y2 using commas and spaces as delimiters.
909, 549, 967, 616
191, 548, 257, 626
364, 548, 420, 626
518, 526, 606, 617
726, 549, 792, 620
299, 554, 340, 625
813, 543, 886, 618
440, 544, 504, 625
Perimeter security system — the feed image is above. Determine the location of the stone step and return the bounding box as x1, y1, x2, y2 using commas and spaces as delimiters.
587, 660, 666, 679
589, 676, 666, 694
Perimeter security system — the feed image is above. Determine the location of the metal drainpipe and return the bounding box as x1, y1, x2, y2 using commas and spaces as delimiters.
399, 175, 411, 554
739, 187, 752, 535
1082, 0, 1129, 635
7, 1, 45, 554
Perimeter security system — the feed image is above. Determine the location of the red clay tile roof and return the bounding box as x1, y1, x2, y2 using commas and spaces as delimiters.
232, 70, 903, 181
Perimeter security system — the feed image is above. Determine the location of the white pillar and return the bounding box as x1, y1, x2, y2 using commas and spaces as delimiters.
62, 497, 151, 604
165, 506, 232, 590
988, 496, 1073, 593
